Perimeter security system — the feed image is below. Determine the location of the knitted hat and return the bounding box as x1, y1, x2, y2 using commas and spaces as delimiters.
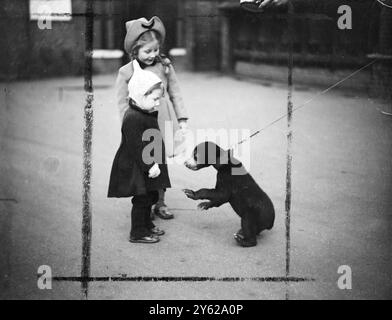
128, 60, 162, 107
124, 16, 166, 54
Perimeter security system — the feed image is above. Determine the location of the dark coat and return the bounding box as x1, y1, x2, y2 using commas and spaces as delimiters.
107, 102, 171, 198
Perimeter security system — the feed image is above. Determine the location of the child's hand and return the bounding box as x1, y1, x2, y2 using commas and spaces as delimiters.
148, 163, 160, 178
178, 120, 188, 135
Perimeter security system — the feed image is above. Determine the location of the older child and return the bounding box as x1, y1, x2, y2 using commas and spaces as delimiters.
115, 16, 189, 220
108, 60, 170, 244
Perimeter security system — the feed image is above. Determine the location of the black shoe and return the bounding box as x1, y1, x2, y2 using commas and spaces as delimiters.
154, 205, 174, 220
129, 235, 160, 244
150, 227, 165, 236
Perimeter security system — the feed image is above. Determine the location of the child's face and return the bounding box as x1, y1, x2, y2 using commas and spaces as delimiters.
137, 39, 160, 66
140, 88, 162, 112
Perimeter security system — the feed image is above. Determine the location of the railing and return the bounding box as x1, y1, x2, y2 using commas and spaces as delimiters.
231, 14, 371, 70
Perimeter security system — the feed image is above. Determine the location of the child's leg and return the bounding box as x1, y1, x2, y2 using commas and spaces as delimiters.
145, 191, 165, 236
144, 191, 158, 230
154, 189, 174, 219
130, 194, 153, 239
156, 189, 165, 208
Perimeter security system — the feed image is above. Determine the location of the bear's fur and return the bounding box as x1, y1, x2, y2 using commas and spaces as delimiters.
183, 141, 275, 247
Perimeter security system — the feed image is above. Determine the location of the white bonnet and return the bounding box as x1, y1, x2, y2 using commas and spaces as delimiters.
128, 60, 162, 106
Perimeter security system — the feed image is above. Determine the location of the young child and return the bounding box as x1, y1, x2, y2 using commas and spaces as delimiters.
115, 16, 189, 220
108, 60, 170, 244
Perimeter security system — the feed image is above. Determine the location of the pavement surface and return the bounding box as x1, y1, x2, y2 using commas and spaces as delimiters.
0, 70, 391, 300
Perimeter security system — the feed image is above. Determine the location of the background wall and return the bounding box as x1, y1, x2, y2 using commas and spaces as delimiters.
0, 0, 86, 80
0, 0, 390, 101
0, 0, 182, 80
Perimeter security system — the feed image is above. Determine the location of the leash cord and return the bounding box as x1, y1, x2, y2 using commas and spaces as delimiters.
232, 59, 378, 149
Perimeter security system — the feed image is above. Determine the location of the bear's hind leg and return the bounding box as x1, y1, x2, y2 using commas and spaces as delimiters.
234, 216, 257, 247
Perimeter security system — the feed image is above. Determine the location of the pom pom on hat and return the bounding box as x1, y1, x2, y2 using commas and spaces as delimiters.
124, 16, 166, 54
128, 60, 163, 107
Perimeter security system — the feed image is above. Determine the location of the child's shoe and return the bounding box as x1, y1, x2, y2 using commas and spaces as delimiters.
150, 226, 165, 236
129, 235, 160, 244
154, 205, 174, 220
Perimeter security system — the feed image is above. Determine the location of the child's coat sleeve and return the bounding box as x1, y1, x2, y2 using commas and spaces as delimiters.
166, 63, 188, 121
115, 63, 134, 121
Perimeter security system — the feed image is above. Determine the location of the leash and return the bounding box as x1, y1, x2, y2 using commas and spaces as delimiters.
230, 59, 378, 151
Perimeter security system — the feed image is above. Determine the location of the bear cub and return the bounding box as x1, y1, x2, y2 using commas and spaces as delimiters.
183, 141, 275, 247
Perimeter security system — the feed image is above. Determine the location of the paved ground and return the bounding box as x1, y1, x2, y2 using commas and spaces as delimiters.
0, 70, 391, 300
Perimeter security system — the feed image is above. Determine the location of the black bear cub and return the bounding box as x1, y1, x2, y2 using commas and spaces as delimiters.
183, 141, 275, 247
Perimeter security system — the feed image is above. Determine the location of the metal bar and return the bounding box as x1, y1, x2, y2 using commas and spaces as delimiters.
81, 0, 94, 300
285, 1, 294, 300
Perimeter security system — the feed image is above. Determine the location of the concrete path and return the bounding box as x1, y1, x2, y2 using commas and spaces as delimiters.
0, 70, 391, 299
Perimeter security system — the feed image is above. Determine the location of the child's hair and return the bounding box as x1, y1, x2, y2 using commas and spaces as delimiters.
130, 30, 171, 69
